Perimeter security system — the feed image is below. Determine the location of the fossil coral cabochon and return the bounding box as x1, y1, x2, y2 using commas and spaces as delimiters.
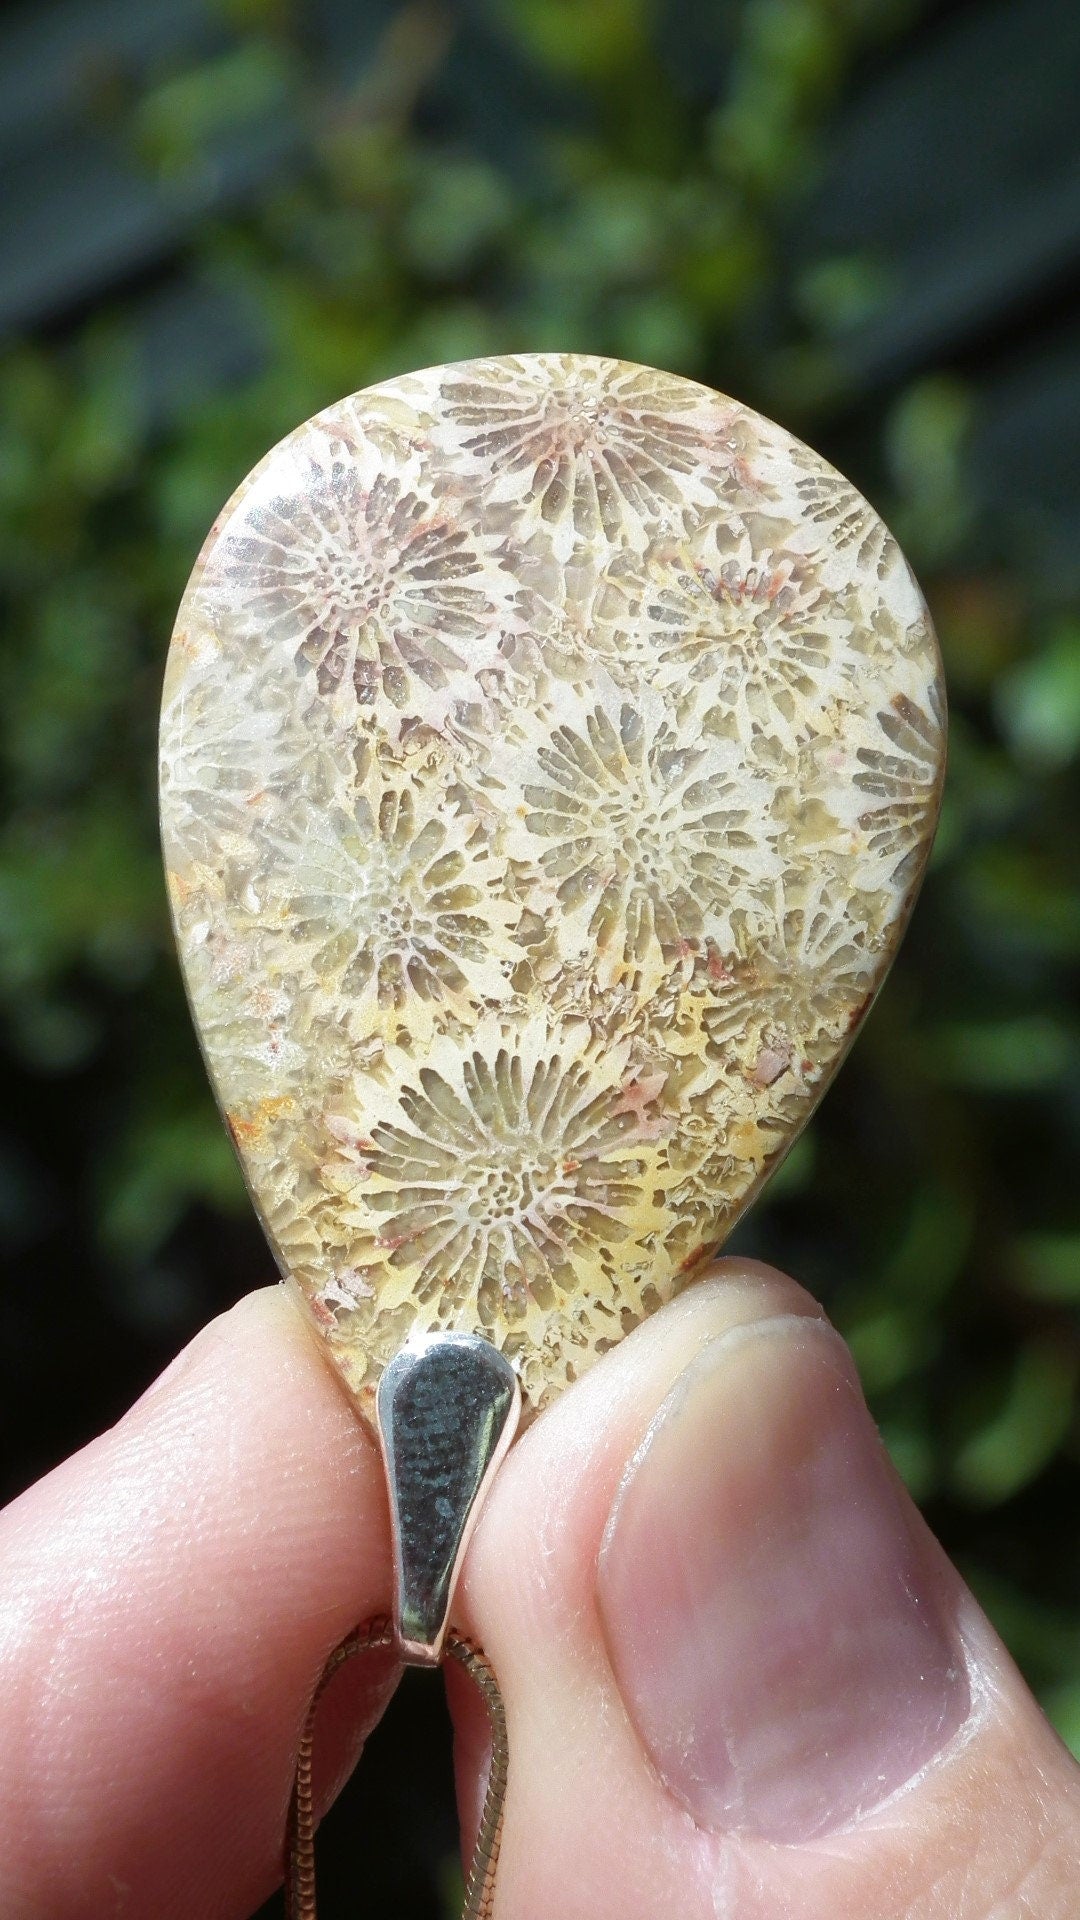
159, 353, 945, 1421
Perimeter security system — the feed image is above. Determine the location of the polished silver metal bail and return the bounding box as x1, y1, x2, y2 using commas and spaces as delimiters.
375, 1332, 521, 1665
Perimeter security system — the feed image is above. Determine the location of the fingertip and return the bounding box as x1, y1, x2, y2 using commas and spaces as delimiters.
451, 1266, 1080, 1920
702, 1251, 827, 1315
0, 1283, 397, 1919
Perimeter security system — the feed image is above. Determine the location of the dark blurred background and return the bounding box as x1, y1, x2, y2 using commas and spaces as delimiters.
1, 0, 1078, 1911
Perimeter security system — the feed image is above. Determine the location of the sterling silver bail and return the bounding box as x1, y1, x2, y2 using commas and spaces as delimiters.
375, 1332, 521, 1664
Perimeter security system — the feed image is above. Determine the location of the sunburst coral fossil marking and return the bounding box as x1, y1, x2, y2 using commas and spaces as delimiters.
506, 696, 781, 988
790, 451, 894, 579
325, 1023, 672, 1341
594, 513, 839, 740
697, 897, 880, 1082
440, 354, 730, 543
204, 455, 507, 712
159, 650, 323, 875
253, 776, 519, 1021
854, 687, 946, 887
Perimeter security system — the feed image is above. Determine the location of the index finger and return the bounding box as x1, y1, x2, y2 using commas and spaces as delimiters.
0, 1287, 396, 1919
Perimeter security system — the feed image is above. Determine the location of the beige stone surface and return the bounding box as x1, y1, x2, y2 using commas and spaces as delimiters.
160, 353, 945, 1417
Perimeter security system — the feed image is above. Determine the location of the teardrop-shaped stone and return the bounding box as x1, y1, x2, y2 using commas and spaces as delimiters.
159, 353, 945, 1419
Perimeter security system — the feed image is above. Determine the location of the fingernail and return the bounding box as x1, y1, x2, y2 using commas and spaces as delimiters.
596, 1317, 969, 1842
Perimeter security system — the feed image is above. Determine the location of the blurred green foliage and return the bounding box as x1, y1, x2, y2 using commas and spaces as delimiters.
1, 0, 1078, 1863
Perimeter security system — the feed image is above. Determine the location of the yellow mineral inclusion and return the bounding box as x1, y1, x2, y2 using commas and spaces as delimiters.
159, 353, 945, 1418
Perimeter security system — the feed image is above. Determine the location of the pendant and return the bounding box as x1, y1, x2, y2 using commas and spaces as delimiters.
159, 353, 944, 1907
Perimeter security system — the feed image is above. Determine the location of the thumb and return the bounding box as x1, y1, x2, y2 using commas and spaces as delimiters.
451, 1259, 1080, 1918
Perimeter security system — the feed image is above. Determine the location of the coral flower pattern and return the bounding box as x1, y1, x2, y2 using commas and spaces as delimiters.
160, 354, 945, 1416
506, 693, 780, 991
594, 515, 837, 750
854, 685, 948, 886
200, 454, 511, 720
439, 354, 734, 542
336, 1019, 669, 1389
256, 773, 520, 1023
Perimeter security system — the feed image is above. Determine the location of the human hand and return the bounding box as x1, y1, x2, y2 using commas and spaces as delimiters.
2, 1261, 1078, 1917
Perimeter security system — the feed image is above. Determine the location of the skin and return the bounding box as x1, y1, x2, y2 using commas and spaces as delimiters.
0, 1259, 1078, 1918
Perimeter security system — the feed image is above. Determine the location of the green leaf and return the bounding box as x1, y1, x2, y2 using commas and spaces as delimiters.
996, 622, 1080, 770
1011, 1232, 1080, 1305
919, 1016, 1072, 1092
100, 1101, 248, 1264
492, 0, 650, 78
132, 43, 297, 177
952, 1343, 1078, 1506
400, 159, 514, 280
846, 1307, 937, 1394
886, 376, 975, 566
